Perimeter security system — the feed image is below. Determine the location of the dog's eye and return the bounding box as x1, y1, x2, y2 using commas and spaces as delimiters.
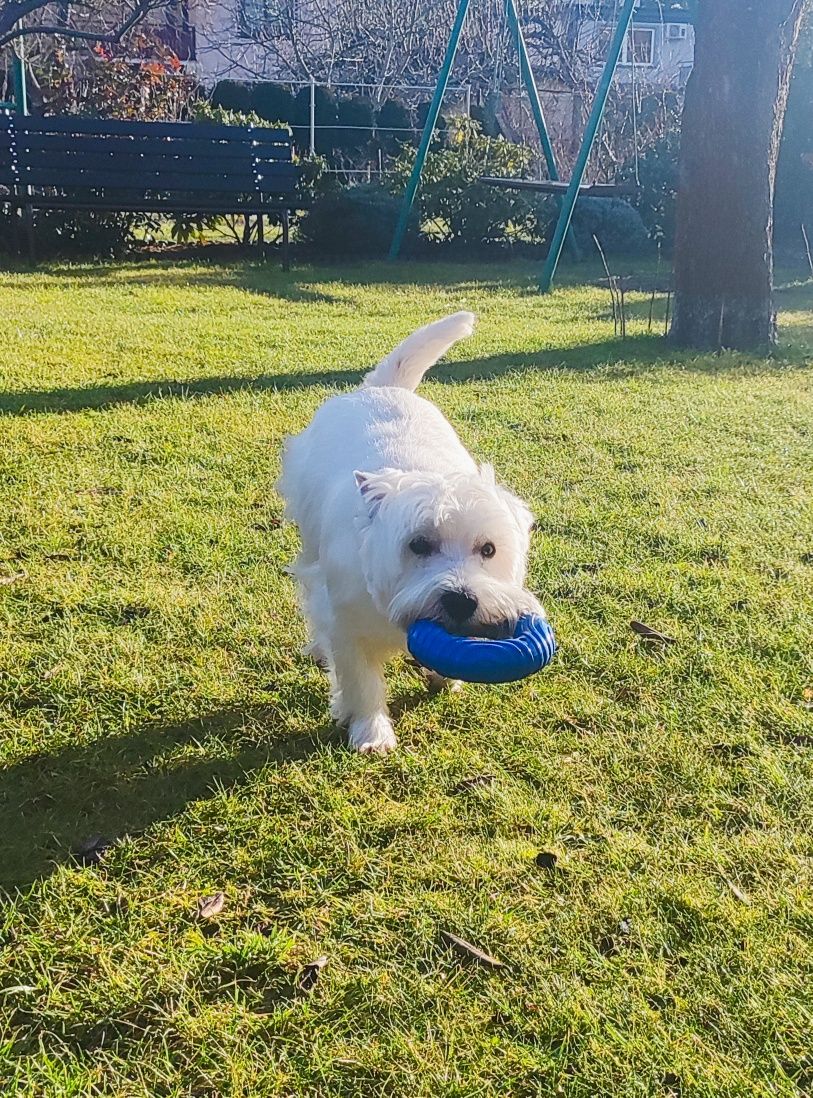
480, 541, 496, 559
409, 536, 435, 557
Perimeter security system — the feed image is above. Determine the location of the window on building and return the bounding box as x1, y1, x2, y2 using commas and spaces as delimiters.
239, 0, 295, 39
621, 26, 656, 66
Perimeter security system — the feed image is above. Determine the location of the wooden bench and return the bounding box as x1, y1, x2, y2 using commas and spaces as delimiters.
0, 113, 301, 266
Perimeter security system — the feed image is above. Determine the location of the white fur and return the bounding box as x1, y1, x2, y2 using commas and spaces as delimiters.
278, 312, 543, 754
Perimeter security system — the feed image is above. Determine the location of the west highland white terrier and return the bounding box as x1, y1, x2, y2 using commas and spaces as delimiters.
278, 312, 543, 754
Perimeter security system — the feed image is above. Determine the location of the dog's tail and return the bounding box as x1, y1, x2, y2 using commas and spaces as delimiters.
362, 311, 476, 391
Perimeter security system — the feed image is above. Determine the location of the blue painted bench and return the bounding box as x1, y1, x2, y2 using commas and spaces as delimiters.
0, 113, 300, 265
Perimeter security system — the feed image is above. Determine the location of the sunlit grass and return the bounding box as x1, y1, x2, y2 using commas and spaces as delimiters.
0, 259, 811, 1097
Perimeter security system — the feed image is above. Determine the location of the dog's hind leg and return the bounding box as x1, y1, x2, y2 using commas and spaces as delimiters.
290, 558, 332, 667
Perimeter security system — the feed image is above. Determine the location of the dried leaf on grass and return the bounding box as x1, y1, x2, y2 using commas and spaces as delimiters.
0, 569, 26, 587
726, 879, 751, 905
453, 774, 495, 793
440, 931, 504, 969
298, 955, 328, 993
196, 892, 226, 920
630, 620, 676, 645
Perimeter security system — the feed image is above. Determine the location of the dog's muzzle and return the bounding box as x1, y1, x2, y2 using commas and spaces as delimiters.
440, 589, 478, 624
435, 590, 514, 638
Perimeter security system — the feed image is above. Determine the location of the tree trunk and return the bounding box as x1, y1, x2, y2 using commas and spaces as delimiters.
670, 0, 810, 351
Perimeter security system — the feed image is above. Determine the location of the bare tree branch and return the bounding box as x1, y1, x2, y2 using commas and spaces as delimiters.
0, 0, 171, 50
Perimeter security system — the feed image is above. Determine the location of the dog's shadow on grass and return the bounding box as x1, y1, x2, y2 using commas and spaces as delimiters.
0, 705, 341, 892
0, 668, 445, 892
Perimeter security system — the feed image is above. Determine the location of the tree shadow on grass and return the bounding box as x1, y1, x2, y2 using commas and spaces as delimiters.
3, 332, 809, 417
0, 253, 548, 290
0, 372, 361, 415
0, 261, 344, 305
0, 705, 341, 891
0, 257, 542, 305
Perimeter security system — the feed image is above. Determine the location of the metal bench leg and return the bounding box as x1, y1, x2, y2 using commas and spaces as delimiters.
257, 213, 267, 262
23, 204, 35, 263
10, 206, 20, 256
281, 209, 290, 272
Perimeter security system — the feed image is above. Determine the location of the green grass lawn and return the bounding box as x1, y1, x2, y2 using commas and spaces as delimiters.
1, 258, 812, 1097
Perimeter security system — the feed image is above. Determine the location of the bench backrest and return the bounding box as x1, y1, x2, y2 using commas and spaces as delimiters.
1, 114, 297, 200
0, 112, 15, 188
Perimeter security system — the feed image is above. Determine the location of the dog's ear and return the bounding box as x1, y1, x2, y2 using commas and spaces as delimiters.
481, 464, 533, 534
496, 483, 535, 536
354, 469, 400, 517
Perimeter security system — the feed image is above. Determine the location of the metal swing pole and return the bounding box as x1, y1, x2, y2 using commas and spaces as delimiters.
12, 37, 28, 115
388, 0, 471, 259
505, 0, 580, 260
504, 0, 558, 181
539, 0, 637, 293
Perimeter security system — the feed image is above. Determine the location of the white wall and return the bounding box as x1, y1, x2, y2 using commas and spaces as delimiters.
578, 18, 695, 87
187, 0, 301, 86
187, 3, 695, 96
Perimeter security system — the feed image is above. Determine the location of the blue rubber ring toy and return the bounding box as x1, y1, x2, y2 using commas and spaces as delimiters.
407, 614, 556, 684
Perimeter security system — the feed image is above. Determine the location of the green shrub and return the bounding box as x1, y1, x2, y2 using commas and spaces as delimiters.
571, 198, 652, 256
525, 195, 651, 259
0, 208, 138, 259
416, 100, 448, 145
250, 82, 296, 125
211, 79, 252, 114
389, 118, 536, 249
191, 99, 285, 130
376, 99, 414, 154
335, 96, 376, 154
299, 184, 415, 258
623, 133, 680, 249
292, 85, 337, 153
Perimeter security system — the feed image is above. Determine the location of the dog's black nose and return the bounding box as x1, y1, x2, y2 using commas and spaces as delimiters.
440, 590, 478, 623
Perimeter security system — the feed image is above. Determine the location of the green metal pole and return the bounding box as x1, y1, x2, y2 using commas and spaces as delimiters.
388, 0, 471, 260
506, 0, 581, 262
12, 38, 28, 115
539, 0, 636, 293
505, 0, 558, 181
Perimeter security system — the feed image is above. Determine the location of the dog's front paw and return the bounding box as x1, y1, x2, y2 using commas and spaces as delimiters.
330, 690, 349, 725
348, 714, 397, 755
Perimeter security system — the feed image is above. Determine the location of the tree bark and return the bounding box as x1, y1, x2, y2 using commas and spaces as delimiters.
670, 0, 811, 351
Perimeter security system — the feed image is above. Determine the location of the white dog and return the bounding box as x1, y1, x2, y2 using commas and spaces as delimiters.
278, 312, 543, 754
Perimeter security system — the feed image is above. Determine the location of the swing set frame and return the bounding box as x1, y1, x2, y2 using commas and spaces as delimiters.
388, 0, 638, 292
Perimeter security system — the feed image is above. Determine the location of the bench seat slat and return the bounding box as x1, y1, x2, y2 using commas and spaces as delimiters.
19, 134, 292, 161
18, 116, 292, 143
18, 167, 259, 191
16, 132, 292, 162
18, 166, 297, 192
5, 196, 306, 213
19, 148, 292, 176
